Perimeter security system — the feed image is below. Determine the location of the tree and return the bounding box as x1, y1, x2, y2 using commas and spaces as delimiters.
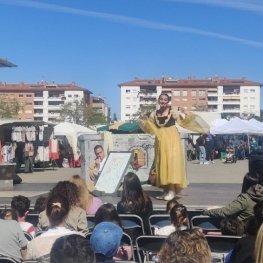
0, 97, 24, 118
112, 113, 118, 122
59, 99, 108, 128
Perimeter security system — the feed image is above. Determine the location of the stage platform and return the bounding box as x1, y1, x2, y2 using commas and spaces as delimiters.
0, 159, 247, 210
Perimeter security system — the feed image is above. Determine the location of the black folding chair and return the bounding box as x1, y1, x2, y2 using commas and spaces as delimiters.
86, 214, 95, 231
135, 235, 166, 263
148, 215, 170, 235
120, 214, 145, 234
187, 209, 205, 223
0, 257, 17, 263
23, 231, 33, 241
35, 230, 47, 237
191, 215, 222, 231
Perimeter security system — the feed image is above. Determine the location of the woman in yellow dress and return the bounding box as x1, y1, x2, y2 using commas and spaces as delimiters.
140, 93, 208, 201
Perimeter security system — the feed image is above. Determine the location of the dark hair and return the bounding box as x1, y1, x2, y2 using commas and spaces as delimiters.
46, 194, 70, 228
158, 93, 170, 101
220, 219, 242, 236
166, 198, 179, 214
0, 208, 19, 221
94, 203, 122, 228
254, 201, 263, 226
170, 204, 187, 230
34, 196, 47, 213
11, 195, 30, 217
50, 234, 95, 263
121, 172, 149, 214
245, 216, 259, 236
241, 172, 261, 193
94, 145, 103, 152
47, 181, 79, 208
250, 160, 263, 177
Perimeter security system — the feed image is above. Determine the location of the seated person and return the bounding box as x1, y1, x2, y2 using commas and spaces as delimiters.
88, 145, 107, 181
27, 194, 84, 260
155, 204, 187, 236
50, 234, 95, 263
34, 196, 47, 213
166, 198, 179, 214
90, 222, 123, 263
0, 217, 28, 262
11, 195, 35, 237
0, 208, 18, 221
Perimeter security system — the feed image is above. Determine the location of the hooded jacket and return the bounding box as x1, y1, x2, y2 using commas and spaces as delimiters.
203, 184, 263, 226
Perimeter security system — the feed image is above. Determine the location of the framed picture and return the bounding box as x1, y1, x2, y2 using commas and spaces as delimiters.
95, 151, 133, 194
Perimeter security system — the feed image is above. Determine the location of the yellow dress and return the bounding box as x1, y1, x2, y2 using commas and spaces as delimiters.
140, 109, 208, 192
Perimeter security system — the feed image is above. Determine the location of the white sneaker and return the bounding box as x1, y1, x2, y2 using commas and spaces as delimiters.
212, 161, 215, 164
156, 193, 166, 200
199, 162, 203, 164
204, 161, 209, 164
164, 191, 176, 201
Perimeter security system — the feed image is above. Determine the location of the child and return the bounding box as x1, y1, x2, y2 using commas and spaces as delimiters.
0, 208, 19, 221
11, 195, 35, 237
220, 219, 242, 236
155, 204, 187, 236
166, 198, 179, 214
34, 196, 46, 213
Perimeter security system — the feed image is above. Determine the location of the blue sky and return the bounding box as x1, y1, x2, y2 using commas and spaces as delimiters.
1, 0, 263, 118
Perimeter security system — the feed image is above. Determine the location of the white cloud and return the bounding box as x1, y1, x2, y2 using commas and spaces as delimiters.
1, 0, 263, 49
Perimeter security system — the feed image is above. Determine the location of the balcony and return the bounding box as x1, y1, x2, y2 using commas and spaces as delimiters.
34, 112, 43, 116
223, 108, 240, 113
34, 105, 44, 108
207, 92, 218, 96
207, 101, 218, 105
223, 100, 240, 104
139, 92, 158, 98
139, 100, 156, 105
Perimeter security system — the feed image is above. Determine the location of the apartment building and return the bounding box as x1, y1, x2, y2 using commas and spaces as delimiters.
90, 95, 110, 120
118, 76, 262, 121
0, 82, 92, 122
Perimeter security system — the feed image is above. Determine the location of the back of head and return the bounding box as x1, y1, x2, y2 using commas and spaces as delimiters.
0, 209, 18, 221
94, 203, 122, 228
11, 195, 30, 217
241, 172, 261, 193
46, 194, 70, 228
48, 181, 79, 208
122, 172, 146, 213
220, 219, 242, 236
166, 198, 179, 214
157, 229, 211, 263
245, 216, 259, 236
90, 222, 123, 261
50, 234, 95, 263
250, 160, 263, 179
170, 204, 187, 230
34, 196, 47, 213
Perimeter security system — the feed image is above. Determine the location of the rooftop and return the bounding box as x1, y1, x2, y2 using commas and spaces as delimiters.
118, 76, 263, 87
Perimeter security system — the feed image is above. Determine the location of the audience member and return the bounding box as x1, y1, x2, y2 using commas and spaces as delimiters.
90, 222, 123, 263
203, 172, 263, 231
27, 194, 83, 260
155, 204, 187, 236
220, 219, 242, 236
69, 174, 103, 214
117, 172, 153, 240
0, 217, 28, 262
94, 203, 132, 261
204, 134, 215, 163
196, 134, 208, 164
11, 195, 35, 237
0, 208, 18, 221
166, 198, 179, 214
156, 229, 211, 263
50, 234, 95, 263
37, 181, 88, 234
34, 196, 47, 213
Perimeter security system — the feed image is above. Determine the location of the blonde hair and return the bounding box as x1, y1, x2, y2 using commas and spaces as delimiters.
0, 209, 19, 221
255, 224, 263, 263
69, 175, 93, 212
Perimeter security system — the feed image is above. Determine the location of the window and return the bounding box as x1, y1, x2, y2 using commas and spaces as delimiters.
19, 102, 24, 106
126, 90, 131, 93
132, 89, 137, 93
126, 105, 131, 109
244, 105, 248, 108
244, 97, 248, 100
74, 94, 79, 98
250, 97, 255, 100
132, 105, 137, 108
26, 94, 32, 98
173, 90, 180, 96
25, 110, 32, 113
199, 90, 206, 96
182, 90, 187, 96
34, 117, 43, 121
10, 94, 15, 98
191, 90, 196, 96
68, 95, 72, 98
1, 94, 7, 98
244, 89, 248, 93
26, 102, 33, 106
250, 105, 255, 109
133, 98, 137, 101
125, 114, 130, 116
19, 94, 23, 97
182, 98, 187, 101
35, 93, 43, 97
174, 98, 180, 101
199, 98, 206, 101
25, 118, 32, 121
191, 106, 196, 109
126, 97, 131, 100
250, 89, 255, 92
192, 98, 196, 101
48, 118, 56, 121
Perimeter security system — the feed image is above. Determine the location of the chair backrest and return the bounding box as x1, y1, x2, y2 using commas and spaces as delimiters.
0, 257, 17, 263
191, 216, 222, 231
26, 213, 39, 227
23, 231, 33, 241
187, 209, 204, 222
148, 215, 170, 235
205, 235, 241, 253
135, 235, 166, 263
86, 215, 95, 230
120, 214, 145, 235
35, 230, 47, 238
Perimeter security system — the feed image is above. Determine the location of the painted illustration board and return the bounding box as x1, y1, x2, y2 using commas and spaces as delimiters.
95, 151, 133, 194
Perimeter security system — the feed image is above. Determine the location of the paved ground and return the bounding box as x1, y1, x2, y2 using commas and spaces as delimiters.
0, 158, 249, 208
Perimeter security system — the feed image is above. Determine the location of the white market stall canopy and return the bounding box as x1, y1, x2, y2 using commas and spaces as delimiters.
210, 118, 228, 129
54, 122, 96, 160
210, 117, 263, 135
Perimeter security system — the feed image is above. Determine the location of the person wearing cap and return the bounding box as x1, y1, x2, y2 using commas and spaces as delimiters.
90, 222, 123, 263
